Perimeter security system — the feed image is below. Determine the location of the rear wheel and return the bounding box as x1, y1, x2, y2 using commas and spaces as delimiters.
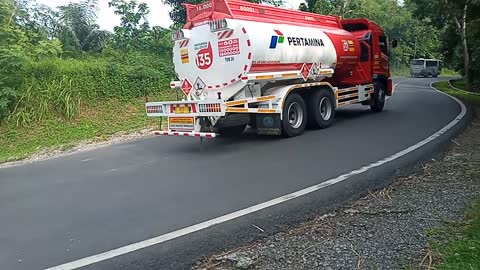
307, 89, 336, 129
370, 81, 386, 113
281, 93, 307, 137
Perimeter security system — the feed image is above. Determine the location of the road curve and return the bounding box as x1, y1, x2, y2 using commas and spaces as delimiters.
0, 77, 469, 270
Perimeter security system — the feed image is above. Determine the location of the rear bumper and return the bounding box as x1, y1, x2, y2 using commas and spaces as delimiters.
153, 130, 217, 138
145, 99, 225, 117
146, 95, 280, 117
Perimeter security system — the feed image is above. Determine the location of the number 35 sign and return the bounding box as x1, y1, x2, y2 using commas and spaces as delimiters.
196, 42, 213, 70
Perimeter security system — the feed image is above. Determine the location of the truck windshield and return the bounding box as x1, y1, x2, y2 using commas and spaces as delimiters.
411, 60, 424, 65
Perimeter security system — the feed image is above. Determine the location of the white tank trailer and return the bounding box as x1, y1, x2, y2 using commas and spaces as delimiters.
146, 0, 395, 138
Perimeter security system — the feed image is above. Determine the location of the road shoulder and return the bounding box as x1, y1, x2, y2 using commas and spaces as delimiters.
193, 109, 480, 270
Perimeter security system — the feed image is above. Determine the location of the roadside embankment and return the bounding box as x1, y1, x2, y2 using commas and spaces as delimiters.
0, 54, 174, 164
193, 86, 480, 270
0, 98, 168, 165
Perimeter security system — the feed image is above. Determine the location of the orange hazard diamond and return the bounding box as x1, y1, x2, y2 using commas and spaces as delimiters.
181, 79, 193, 96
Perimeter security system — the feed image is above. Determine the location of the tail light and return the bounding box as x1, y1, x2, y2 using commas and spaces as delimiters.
209, 19, 229, 32
199, 103, 222, 113
146, 104, 163, 114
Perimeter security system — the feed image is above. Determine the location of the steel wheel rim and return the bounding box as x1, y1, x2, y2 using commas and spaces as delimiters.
319, 97, 332, 120
288, 102, 303, 129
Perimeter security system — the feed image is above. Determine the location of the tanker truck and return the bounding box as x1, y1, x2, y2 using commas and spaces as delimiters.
145, 0, 397, 138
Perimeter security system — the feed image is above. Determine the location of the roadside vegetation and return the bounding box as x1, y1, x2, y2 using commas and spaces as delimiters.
427, 200, 480, 270
1, 0, 479, 163
430, 76, 480, 270
0, 98, 171, 163
451, 78, 480, 93
0, 0, 176, 163
433, 80, 480, 106
391, 67, 459, 78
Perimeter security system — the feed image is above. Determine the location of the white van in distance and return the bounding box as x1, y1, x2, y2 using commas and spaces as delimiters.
410, 58, 442, 78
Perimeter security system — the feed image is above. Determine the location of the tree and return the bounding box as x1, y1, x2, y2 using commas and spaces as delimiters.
408, 0, 480, 92
108, 0, 150, 51
57, 0, 110, 54
301, 0, 441, 70
108, 0, 172, 55
0, 0, 29, 120
301, 0, 359, 16
145, 25, 173, 55
26, 3, 61, 41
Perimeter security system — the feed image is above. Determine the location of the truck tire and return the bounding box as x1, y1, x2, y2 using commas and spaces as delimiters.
281, 92, 307, 137
370, 81, 386, 113
219, 124, 247, 137
307, 89, 335, 129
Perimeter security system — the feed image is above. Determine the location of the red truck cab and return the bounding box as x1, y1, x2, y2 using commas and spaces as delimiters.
327, 18, 394, 95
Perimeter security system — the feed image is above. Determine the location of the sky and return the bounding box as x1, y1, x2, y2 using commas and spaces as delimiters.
36, 0, 305, 31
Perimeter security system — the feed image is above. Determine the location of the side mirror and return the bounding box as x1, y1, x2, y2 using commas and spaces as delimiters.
391, 38, 398, 49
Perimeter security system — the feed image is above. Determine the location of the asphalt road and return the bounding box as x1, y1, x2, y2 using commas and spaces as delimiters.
0, 77, 467, 270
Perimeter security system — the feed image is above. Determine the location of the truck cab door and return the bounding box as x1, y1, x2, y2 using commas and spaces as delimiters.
357, 31, 373, 81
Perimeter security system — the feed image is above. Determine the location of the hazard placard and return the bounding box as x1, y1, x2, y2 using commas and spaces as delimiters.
309, 63, 320, 77
181, 79, 193, 96
300, 63, 312, 81
193, 77, 206, 96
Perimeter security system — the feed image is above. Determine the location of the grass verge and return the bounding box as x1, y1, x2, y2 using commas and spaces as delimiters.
391, 67, 459, 78
432, 81, 480, 106
441, 68, 461, 77
391, 66, 411, 77
450, 78, 480, 93
427, 200, 480, 269
451, 79, 466, 91
428, 80, 480, 269
0, 97, 167, 163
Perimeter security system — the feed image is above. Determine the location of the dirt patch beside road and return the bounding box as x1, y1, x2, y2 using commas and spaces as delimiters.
194, 110, 480, 270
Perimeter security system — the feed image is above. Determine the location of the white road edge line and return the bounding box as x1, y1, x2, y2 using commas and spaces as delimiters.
44, 79, 467, 270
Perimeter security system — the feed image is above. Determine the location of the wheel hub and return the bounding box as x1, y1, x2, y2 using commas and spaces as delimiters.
319, 97, 332, 120
288, 102, 303, 129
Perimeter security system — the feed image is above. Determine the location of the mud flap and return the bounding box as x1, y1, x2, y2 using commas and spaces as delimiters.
256, 114, 281, 135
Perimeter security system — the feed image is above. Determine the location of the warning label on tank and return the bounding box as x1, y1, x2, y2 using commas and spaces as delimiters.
181, 49, 189, 64
194, 42, 208, 50
218, 38, 240, 57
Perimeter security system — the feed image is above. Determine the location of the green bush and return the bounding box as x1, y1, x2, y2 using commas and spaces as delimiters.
0, 47, 29, 121
8, 52, 174, 126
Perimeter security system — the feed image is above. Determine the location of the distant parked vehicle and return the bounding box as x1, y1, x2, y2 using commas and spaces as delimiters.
410, 58, 442, 77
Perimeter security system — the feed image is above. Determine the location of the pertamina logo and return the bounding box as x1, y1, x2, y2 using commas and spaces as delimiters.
269, 30, 285, 49
269, 29, 325, 49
